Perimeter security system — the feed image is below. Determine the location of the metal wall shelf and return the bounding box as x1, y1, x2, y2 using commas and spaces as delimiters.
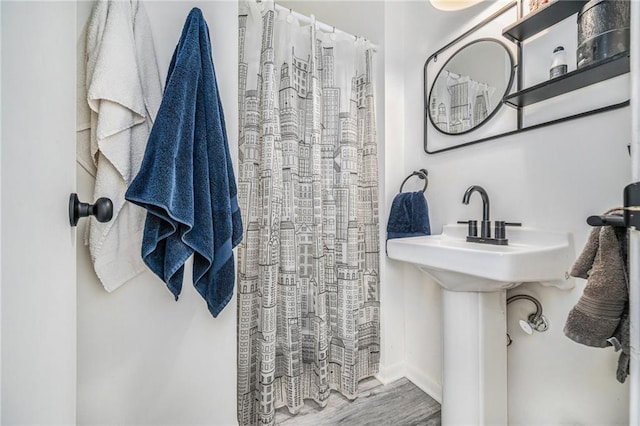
504, 52, 630, 107
425, 0, 630, 154
502, 0, 587, 43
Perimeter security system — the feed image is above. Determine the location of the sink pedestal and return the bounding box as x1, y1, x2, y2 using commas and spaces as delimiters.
441, 289, 508, 425
386, 224, 574, 426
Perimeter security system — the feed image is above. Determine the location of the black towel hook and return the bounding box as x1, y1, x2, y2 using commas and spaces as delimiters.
586, 214, 625, 227
399, 169, 428, 193
69, 193, 113, 227
586, 183, 640, 230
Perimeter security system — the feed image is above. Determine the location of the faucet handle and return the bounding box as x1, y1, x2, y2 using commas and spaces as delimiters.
496, 221, 521, 240
457, 220, 479, 237
468, 220, 478, 237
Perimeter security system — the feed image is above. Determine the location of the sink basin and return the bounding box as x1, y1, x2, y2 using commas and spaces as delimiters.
386, 224, 573, 292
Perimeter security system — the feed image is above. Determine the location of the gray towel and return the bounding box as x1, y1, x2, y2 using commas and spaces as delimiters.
611, 225, 630, 383
564, 208, 630, 383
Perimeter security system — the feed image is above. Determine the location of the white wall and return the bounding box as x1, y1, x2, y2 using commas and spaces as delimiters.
2, 2, 78, 423
0, 1, 4, 418
76, 2, 239, 425
381, 1, 409, 384
396, 1, 630, 424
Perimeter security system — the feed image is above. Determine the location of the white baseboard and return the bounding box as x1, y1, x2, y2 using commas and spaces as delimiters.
375, 362, 405, 385
405, 363, 442, 404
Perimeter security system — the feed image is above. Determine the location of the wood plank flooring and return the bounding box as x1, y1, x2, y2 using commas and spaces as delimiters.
275, 377, 441, 425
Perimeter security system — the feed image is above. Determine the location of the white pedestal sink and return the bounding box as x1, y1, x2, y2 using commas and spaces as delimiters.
387, 224, 573, 425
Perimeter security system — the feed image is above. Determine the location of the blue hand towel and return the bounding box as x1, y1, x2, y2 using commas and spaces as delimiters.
387, 191, 431, 239
125, 8, 242, 317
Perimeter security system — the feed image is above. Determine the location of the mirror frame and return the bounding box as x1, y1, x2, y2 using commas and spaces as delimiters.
426, 37, 515, 137
424, 1, 518, 154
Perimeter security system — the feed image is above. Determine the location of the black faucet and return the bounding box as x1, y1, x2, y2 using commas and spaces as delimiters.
462, 185, 491, 238
460, 185, 521, 245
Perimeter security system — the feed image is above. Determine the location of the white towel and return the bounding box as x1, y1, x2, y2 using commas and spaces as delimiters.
80, 0, 162, 292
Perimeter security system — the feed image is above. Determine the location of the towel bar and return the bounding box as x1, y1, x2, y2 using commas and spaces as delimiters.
400, 169, 429, 193
587, 215, 625, 227
586, 182, 640, 229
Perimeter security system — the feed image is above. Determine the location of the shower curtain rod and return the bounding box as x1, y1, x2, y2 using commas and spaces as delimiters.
271, 2, 380, 50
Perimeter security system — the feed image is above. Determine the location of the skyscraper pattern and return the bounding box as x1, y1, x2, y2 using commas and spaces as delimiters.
237, 4, 380, 425
430, 70, 493, 133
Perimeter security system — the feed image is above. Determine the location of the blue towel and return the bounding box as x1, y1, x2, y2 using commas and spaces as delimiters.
387, 192, 431, 239
125, 8, 242, 317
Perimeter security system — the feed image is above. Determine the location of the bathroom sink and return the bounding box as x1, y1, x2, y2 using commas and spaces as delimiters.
386, 224, 573, 292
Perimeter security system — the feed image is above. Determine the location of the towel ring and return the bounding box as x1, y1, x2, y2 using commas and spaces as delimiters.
399, 169, 428, 193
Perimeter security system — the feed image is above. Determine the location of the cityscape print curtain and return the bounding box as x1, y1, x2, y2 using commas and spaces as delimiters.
429, 70, 495, 133
237, 1, 380, 425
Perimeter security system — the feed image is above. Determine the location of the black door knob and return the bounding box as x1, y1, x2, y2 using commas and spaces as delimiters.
69, 193, 113, 227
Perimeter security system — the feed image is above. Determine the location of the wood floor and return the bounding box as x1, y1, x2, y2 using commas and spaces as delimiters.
275, 377, 441, 426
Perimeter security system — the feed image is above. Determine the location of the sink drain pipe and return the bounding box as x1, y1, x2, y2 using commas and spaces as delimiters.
506, 294, 548, 346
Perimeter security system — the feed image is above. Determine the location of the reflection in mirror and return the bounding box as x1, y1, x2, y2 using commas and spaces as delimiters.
428, 39, 514, 135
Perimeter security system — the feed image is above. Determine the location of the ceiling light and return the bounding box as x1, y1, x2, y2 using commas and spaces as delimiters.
429, 0, 483, 11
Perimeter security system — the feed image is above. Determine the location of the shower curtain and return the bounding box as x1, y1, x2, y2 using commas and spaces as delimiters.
237, 2, 380, 425
429, 70, 495, 133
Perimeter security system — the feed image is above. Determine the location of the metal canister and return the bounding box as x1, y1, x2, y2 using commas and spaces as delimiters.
577, 0, 630, 68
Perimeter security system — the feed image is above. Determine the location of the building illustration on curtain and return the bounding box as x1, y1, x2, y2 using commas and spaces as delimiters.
237, 6, 380, 426
429, 70, 493, 133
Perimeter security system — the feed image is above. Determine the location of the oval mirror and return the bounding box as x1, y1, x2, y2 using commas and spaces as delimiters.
428, 38, 514, 135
